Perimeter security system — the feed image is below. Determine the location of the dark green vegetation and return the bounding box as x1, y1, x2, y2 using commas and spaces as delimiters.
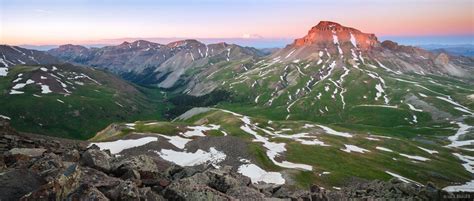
165, 90, 231, 119
0, 64, 236, 139
0, 64, 168, 139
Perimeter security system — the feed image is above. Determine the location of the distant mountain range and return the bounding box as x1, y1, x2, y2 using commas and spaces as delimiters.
419, 44, 474, 57
47, 40, 265, 95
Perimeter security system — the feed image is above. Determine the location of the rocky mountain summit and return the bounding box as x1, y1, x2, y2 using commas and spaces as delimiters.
292, 21, 379, 51
273, 21, 472, 77
0, 117, 462, 200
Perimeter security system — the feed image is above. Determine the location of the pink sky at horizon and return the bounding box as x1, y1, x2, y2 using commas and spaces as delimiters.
1, 0, 473, 46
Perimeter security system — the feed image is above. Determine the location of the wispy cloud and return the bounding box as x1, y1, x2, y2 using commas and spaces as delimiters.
34, 9, 51, 15
241, 34, 264, 39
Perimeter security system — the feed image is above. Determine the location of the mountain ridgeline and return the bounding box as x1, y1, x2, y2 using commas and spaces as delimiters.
48, 40, 265, 95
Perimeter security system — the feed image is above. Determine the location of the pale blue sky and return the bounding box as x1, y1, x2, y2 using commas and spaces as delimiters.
1, 0, 473, 47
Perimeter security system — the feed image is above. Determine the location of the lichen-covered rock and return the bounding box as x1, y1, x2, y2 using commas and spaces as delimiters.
29, 152, 64, 181
166, 165, 200, 181
80, 148, 112, 172
226, 186, 266, 201
7, 148, 47, 157
66, 184, 110, 201
21, 164, 82, 200
62, 149, 81, 162
204, 166, 251, 193
139, 187, 167, 201
104, 180, 140, 201
112, 154, 161, 183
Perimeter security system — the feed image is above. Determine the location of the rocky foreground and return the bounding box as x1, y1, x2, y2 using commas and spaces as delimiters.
0, 118, 466, 201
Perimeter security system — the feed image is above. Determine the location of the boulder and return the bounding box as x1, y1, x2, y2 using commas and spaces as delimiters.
205, 167, 251, 193
105, 180, 140, 200
166, 165, 199, 180
81, 148, 112, 172
0, 169, 46, 200
226, 186, 266, 200
163, 166, 254, 200
29, 152, 64, 181
66, 184, 110, 201
7, 148, 47, 157
165, 183, 232, 201
62, 149, 80, 162
112, 154, 161, 183
139, 187, 167, 201
21, 164, 82, 200
78, 166, 121, 191
4, 148, 47, 167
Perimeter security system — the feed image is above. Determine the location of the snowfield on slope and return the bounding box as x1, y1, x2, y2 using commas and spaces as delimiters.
90, 137, 158, 154
341, 144, 370, 153
155, 147, 226, 167
181, 124, 220, 137
238, 163, 285, 185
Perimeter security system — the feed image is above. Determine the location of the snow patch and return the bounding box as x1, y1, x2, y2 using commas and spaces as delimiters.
417, 146, 438, 154
90, 137, 158, 154
0, 67, 8, 76
237, 115, 313, 170
385, 171, 423, 186
158, 134, 192, 149
376, 146, 394, 152
407, 103, 423, 112
399, 153, 430, 161
349, 33, 357, 47
181, 124, 220, 137
40, 84, 52, 94
436, 96, 473, 115
365, 137, 380, 141
238, 163, 285, 185
446, 122, 474, 151
341, 144, 370, 153
285, 49, 296, 59
156, 147, 226, 167
316, 125, 352, 138
443, 153, 474, 192
0, 115, 11, 120
9, 90, 24, 94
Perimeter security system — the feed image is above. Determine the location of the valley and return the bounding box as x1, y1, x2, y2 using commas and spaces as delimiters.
1, 20, 474, 198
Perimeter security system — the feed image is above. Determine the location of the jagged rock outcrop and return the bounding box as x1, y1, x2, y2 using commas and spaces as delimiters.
293, 21, 379, 51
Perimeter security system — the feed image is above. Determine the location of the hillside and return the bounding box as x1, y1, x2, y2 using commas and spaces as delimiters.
83, 21, 474, 192
0, 48, 169, 139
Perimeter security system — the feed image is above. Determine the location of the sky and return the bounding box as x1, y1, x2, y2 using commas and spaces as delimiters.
1, 0, 473, 48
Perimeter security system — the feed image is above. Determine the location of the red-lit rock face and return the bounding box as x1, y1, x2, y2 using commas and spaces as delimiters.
293, 21, 379, 51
